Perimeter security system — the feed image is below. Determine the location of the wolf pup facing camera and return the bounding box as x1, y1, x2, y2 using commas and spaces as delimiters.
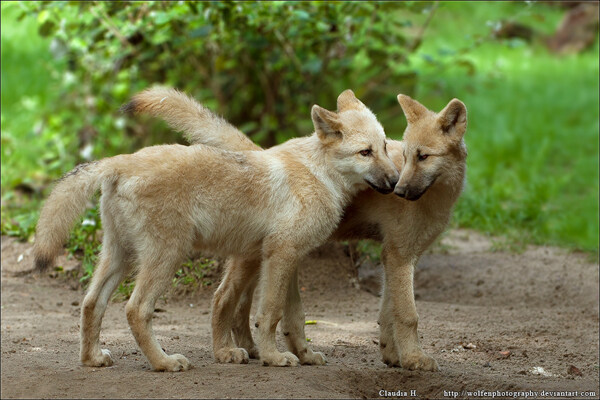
33, 89, 399, 371
132, 88, 467, 371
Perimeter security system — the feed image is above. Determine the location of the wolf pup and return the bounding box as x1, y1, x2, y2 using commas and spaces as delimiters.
33, 89, 399, 371
132, 88, 467, 371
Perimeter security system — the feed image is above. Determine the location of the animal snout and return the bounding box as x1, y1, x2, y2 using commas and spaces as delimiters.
395, 185, 408, 199
387, 173, 399, 191
395, 185, 422, 201
365, 170, 399, 194
376, 173, 398, 194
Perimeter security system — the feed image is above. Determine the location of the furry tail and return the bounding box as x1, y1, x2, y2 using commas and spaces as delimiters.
33, 161, 104, 272
121, 87, 262, 152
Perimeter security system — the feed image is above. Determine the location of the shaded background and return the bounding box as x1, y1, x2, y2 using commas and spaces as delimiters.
1, 1, 598, 282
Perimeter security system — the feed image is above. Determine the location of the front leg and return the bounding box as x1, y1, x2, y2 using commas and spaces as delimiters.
254, 246, 301, 367
379, 245, 439, 371
281, 269, 326, 365
378, 284, 400, 367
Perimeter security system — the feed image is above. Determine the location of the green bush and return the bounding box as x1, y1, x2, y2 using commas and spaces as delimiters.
21, 1, 427, 154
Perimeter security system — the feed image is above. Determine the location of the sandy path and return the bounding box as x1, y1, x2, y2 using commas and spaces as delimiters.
1, 230, 598, 399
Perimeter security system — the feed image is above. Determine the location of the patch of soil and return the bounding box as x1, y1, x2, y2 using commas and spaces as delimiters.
1, 230, 599, 399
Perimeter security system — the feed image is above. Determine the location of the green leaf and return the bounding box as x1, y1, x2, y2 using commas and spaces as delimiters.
152, 11, 171, 26
292, 9, 310, 21
190, 25, 212, 38
38, 20, 55, 37
302, 58, 323, 74
37, 9, 50, 24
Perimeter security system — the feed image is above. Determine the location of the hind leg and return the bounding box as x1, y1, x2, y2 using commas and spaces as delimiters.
231, 265, 260, 359
212, 256, 260, 364
281, 269, 326, 365
125, 252, 191, 372
80, 242, 131, 367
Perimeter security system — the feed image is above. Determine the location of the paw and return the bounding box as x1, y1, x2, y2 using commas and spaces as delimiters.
245, 346, 259, 359
214, 347, 249, 364
380, 343, 401, 368
401, 351, 439, 371
261, 351, 299, 367
154, 353, 192, 372
81, 349, 114, 367
234, 338, 259, 359
299, 349, 327, 365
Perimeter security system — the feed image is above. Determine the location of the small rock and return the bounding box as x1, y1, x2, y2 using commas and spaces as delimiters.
463, 343, 476, 350
530, 366, 554, 377
567, 365, 583, 376
498, 350, 511, 359
483, 362, 491, 368
71, 301, 79, 306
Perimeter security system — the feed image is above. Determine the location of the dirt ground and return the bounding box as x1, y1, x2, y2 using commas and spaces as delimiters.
1, 229, 599, 399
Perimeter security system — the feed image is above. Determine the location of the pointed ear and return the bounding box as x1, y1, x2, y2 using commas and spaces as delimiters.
438, 99, 467, 138
312, 105, 342, 141
337, 89, 366, 112
397, 94, 429, 124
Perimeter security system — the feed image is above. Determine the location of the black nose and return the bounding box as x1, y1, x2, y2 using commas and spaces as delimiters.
395, 186, 424, 201
395, 185, 407, 198
388, 176, 399, 190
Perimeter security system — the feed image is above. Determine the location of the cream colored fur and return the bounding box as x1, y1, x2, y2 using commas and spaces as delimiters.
33, 89, 399, 371
134, 88, 468, 371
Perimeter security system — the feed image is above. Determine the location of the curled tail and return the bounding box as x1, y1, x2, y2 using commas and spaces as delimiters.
33, 161, 104, 272
121, 87, 262, 152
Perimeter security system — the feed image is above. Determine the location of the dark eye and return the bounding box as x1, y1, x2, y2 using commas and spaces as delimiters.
418, 154, 429, 161
359, 149, 372, 157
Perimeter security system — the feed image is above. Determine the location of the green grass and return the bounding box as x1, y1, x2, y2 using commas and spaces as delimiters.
1, 2, 70, 189
1, 2, 69, 240
403, 2, 599, 254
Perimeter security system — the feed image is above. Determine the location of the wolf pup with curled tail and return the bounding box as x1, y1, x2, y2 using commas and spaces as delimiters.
33, 89, 399, 371
132, 87, 467, 371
